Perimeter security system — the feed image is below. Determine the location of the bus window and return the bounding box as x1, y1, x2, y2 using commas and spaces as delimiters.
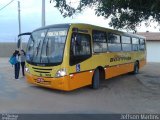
139, 39, 145, 51
27, 29, 47, 63
92, 30, 107, 53
132, 38, 139, 51
121, 36, 132, 51
26, 28, 68, 65
70, 33, 92, 65
108, 33, 121, 52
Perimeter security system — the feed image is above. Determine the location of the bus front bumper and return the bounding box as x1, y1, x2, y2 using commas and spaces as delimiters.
25, 72, 70, 91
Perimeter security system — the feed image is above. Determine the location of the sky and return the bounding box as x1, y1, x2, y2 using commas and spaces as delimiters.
0, 0, 159, 42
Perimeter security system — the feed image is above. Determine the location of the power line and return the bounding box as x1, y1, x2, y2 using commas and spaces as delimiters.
0, 0, 15, 12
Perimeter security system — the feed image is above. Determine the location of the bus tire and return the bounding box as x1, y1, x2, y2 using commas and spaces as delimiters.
92, 69, 100, 89
133, 62, 139, 74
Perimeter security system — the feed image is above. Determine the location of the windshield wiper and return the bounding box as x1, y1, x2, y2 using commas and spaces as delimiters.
46, 38, 50, 63
32, 39, 41, 62
36, 41, 41, 56
29, 35, 35, 61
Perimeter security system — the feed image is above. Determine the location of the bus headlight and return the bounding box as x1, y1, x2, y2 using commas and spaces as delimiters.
55, 68, 67, 77
25, 67, 30, 73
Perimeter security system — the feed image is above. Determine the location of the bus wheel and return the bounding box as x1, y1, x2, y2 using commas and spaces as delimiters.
92, 69, 100, 89
133, 62, 139, 74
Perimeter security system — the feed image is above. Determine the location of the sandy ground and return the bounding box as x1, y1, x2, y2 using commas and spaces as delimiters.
0, 58, 160, 113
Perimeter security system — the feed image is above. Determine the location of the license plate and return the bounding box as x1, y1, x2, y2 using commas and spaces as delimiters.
36, 78, 51, 85
36, 78, 44, 83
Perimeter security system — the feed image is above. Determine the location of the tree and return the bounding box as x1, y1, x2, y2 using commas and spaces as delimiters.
50, 0, 160, 31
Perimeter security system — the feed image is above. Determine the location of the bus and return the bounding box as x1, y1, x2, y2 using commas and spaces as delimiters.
25, 23, 146, 91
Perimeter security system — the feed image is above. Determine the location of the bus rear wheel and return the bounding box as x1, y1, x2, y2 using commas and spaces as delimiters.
92, 69, 100, 89
133, 62, 139, 74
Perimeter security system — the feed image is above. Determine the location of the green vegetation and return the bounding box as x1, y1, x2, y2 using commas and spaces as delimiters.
50, 0, 160, 31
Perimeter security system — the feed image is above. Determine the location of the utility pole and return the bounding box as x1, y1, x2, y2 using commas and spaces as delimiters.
18, 1, 22, 49
42, 0, 45, 27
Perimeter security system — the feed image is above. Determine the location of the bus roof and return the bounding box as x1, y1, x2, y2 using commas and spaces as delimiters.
33, 23, 71, 32
33, 23, 145, 39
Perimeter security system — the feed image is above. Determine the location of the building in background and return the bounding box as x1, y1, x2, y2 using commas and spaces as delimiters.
138, 32, 160, 62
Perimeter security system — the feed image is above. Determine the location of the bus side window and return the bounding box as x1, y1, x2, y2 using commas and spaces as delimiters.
121, 36, 132, 52
92, 30, 107, 53
70, 34, 78, 56
139, 38, 145, 51
108, 33, 121, 52
132, 38, 139, 51
70, 33, 92, 66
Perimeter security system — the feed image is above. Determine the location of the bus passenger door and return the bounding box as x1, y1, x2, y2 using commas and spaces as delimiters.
68, 32, 93, 90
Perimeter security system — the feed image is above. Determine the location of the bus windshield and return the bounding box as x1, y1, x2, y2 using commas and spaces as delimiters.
26, 28, 68, 65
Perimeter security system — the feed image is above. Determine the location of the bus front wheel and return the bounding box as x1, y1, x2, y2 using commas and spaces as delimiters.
92, 69, 100, 89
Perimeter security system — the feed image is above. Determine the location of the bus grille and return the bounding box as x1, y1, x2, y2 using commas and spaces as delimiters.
32, 67, 52, 73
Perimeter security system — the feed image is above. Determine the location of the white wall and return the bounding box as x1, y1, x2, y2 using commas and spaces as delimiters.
146, 41, 160, 62
0, 43, 27, 57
